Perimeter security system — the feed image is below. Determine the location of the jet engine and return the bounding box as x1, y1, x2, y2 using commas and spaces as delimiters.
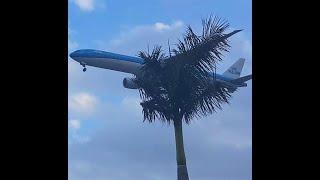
123, 77, 139, 89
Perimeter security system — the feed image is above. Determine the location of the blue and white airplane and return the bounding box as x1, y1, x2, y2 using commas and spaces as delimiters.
70, 49, 252, 92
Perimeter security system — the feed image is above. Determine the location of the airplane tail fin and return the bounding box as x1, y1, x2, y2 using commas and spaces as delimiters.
222, 58, 245, 79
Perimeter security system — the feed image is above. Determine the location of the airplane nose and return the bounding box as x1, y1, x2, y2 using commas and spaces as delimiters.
69, 51, 77, 59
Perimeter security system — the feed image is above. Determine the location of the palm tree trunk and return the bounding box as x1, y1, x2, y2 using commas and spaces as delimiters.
174, 119, 189, 180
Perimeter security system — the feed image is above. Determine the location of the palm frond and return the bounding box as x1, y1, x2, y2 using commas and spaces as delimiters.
135, 15, 241, 124
168, 16, 235, 74
182, 82, 232, 123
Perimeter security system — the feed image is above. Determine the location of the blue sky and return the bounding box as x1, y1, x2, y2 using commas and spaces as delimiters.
68, 0, 252, 179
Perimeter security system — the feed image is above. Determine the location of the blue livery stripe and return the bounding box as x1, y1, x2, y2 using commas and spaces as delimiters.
70, 49, 233, 82
70, 49, 145, 64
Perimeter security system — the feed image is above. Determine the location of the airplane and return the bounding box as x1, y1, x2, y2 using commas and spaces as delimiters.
69, 49, 252, 93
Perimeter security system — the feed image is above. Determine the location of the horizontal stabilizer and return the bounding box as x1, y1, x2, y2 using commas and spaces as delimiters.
231, 74, 252, 84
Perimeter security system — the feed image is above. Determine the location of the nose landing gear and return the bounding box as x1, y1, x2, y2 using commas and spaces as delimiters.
80, 62, 87, 72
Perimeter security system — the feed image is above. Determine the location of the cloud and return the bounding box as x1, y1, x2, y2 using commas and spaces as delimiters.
207, 29, 252, 76
154, 21, 184, 31
68, 119, 91, 144
229, 31, 252, 60
68, 20, 252, 180
100, 21, 252, 77
242, 39, 252, 57
68, 27, 78, 52
73, 0, 95, 11
102, 21, 185, 55
68, 109, 252, 179
69, 119, 81, 130
154, 22, 171, 31
70, 133, 91, 144
69, 92, 99, 115
68, 81, 251, 179
68, 28, 76, 35
68, 39, 78, 52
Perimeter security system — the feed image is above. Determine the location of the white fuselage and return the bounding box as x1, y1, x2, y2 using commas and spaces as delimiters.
69, 49, 251, 91
76, 57, 142, 75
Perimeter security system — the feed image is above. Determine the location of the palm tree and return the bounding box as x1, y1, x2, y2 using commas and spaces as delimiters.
134, 16, 242, 180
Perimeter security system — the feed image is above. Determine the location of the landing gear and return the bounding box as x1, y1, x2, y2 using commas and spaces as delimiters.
80, 62, 87, 72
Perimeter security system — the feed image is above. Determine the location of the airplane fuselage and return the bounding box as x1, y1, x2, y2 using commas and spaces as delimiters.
70, 49, 249, 91
71, 49, 143, 74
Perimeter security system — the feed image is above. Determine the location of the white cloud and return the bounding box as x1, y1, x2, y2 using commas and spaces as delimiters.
68, 119, 91, 144
154, 22, 170, 31
103, 20, 185, 55
101, 21, 252, 79
68, 28, 76, 35
68, 27, 78, 52
173, 20, 184, 27
73, 0, 95, 11
69, 92, 98, 115
69, 119, 81, 130
211, 29, 252, 76
228, 29, 252, 58
68, 18, 251, 180
242, 39, 252, 57
68, 39, 78, 52
154, 21, 184, 31
70, 134, 91, 144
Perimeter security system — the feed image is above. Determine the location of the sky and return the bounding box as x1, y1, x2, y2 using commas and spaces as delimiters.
68, 0, 252, 180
